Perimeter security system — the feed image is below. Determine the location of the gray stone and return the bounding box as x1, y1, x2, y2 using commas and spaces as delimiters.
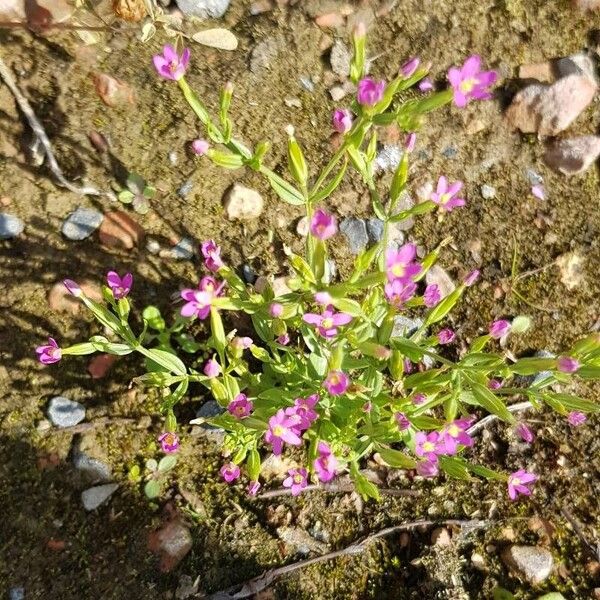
177, 180, 194, 198
525, 168, 543, 186
441, 145, 458, 158
175, 0, 230, 18
374, 145, 402, 172
296, 216, 309, 237
330, 39, 351, 77
171, 237, 195, 260
242, 264, 257, 284
501, 545, 554, 584
544, 135, 600, 175
9, 589, 25, 600
392, 315, 424, 337
340, 217, 368, 255
299, 76, 314, 93
277, 526, 328, 556
555, 53, 597, 84
480, 184, 496, 199
61, 207, 103, 241
81, 483, 119, 511
425, 264, 456, 298
47, 396, 86, 428
389, 191, 415, 232
366, 218, 384, 243
196, 400, 225, 431
223, 184, 264, 220
0, 213, 24, 239
73, 452, 112, 483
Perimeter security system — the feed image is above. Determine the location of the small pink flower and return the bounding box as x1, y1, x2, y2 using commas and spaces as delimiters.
158, 432, 180, 454
63, 279, 82, 297
269, 303, 284, 318
385, 243, 422, 283
384, 279, 417, 308
323, 370, 349, 396
247, 480, 261, 496
441, 418, 474, 454
283, 467, 308, 496
405, 132, 417, 153
489, 319, 511, 339
363, 401, 372, 412
400, 57, 420, 78
310, 209, 337, 240
412, 393, 427, 405
191, 139, 209, 155
403, 359, 413, 374
438, 328, 456, 345
285, 394, 319, 430
516, 423, 534, 443
357, 77, 386, 106
231, 336, 253, 350
228, 393, 253, 418
567, 411, 586, 427
464, 270, 480, 286
36, 337, 62, 365
264, 409, 302, 455
557, 356, 580, 374
277, 333, 290, 345
488, 379, 503, 390
416, 459, 439, 478
200, 240, 223, 272
418, 77, 434, 92
106, 271, 133, 299
313, 441, 338, 482
332, 109, 353, 134
423, 284, 441, 308
415, 431, 443, 462
303, 306, 352, 338
447, 55, 497, 108
431, 176, 466, 212
220, 462, 241, 483
153, 44, 191, 81
203, 358, 221, 378
395, 412, 411, 431
507, 469, 537, 500
180, 276, 223, 320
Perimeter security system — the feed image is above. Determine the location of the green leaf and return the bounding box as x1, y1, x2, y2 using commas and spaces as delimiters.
439, 456, 472, 480
143, 306, 165, 331
310, 159, 347, 204
158, 455, 177, 472
287, 135, 308, 186
329, 297, 362, 317
247, 448, 261, 481
511, 357, 556, 375
289, 253, 316, 284
61, 342, 96, 356
144, 479, 161, 499
543, 393, 598, 413
352, 470, 381, 501
465, 463, 506, 481
208, 150, 244, 169
144, 348, 187, 375
210, 307, 227, 355
118, 189, 134, 204
267, 173, 305, 205
469, 381, 515, 423
425, 286, 464, 326
537, 594, 566, 600
492, 587, 516, 600
161, 379, 189, 411
377, 447, 417, 469
308, 352, 328, 377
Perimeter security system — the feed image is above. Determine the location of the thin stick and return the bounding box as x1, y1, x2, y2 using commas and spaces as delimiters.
200, 518, 486, 599
0, 21, 113, 31
561, 507, 600, 560
0, 54, 105, 196
255, 483, 420, 499
40, 417, 136, 436
466, 401, 532, 436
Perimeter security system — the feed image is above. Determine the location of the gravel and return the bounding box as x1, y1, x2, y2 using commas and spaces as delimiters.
62, 207, 103, 240
47, 396, 86, 428
0, 213, 24, 239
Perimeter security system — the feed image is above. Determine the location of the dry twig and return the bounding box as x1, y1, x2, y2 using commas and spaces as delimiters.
467, 401, 532, 436
255, 482, 420, 499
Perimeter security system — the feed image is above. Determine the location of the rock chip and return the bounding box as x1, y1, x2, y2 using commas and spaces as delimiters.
480, 184, 496, 199
170, 237, 195, 260
192, 28, 238, 51
175, 0, 230, 18
0, 0, 73, 22
296, 216, 309, 237
88, 354, 117, 379
277, 526, 328, 556
366, 218, 384, 243
431, 527, 452, 546
81, 483, 119, 511
0, 213, 24, 239
242, 264, 257, 284
330, 39, 351, 77
99, 210, 143, 249
501, 545, 554, 584
544, 135, 600, 175
92, 73, 135, 107
148, 519, 193, 572
506, 75, 597, 136
47, 396, 86, 428
8, 588, 25, 600
340, 217, 368, 254
556, 251, 584, 290
62, 207, 103, 241
518, 62, 554, 83
223, 184, 264, 220
177, 180, 193, 198
73, 451, 112, 483
374, 145, 402, 172
392, 315, 424, 337
425, 265, 456, 298
315, 12, 345, 28
555, 53, 597, 84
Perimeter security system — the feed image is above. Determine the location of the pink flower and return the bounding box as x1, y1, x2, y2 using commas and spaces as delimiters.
192, 139, 209, 155
200, 240, 223, 272
507, 469, 537, 500
418, 77, 434, 92
310, 209, 337, 240
567, 411, 586, 427
231, 336, 253, 350
405, 132, 417, 153
415, 431, 443, 462
269, 303, 284, 318
557, 356, 580, 374
400, 57, 420, 78
220, 462, 241, 483
385, 243, 422, 283
203, 358, 221, 378
313, 441, 338, 482
228, 393, 253, 418
441, 418, 474, 454
412, 393, 427, 405
403, 359, 413, 374
153, 44, 190, 81
63, 279, 82, 297
283, 468, 308, 496
488, 378, 503, 390
416, 459, 439, 478
264, 409, 302, 455
357, 77, 386, 106
431, 176, 466, 212
516, 423, 534, 443
158, 432, 180, 454
332, 109, 353, 134
106, 271, 132, 299
438, 328, 456, 345
447, 55, 497, 108
247, 480, 261, 496
180, 276, 223, 319
285, 394, 319, 430
314, 291, 333, 305
277, 333, 290, 345
36, 337, 62, 365
323, 370, 349, 396
464, 269, 480, 286
423, 284, 441, 308
384, 279, 417, 308
303, 306, 352, 338
489, 319, 511, 339
395, 412, 411, 431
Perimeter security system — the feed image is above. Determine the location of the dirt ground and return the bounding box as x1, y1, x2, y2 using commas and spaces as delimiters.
1, 0, 600, 598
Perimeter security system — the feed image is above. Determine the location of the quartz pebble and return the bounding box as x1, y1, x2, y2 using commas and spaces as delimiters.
81, 483, 119, 511
47, 396, 86, 428
62, 207, 103, 241
223, 184, 264, 220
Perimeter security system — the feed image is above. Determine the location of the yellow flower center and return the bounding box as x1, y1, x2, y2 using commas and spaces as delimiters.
460, 78, 475, 93
511, 476, 521, 486
329, 374, 340, 385
272, 425, 284, 437
235, 406, 245, 416
321, 318, 333, 329
448, 424, 459, 437
293, 474, 304, 484
422, 441, 435, 452
391, 263, 405, 277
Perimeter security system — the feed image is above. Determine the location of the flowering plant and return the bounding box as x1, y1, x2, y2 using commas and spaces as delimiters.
38, 32, 599, 501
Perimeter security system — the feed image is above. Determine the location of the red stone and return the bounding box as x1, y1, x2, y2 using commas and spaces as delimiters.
147, 519, 192, 573
88, 354, 117, 379
99, 211, 144, 249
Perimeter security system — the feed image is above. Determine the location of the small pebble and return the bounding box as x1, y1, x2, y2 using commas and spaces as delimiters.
47, 396, 86, 428
146, 238, 161, 254
177, 180, 194, 198
374, 145, 402, 173
296, 216, 309, 237
9, 588, 25, 600
81, 483, 119, 511
196, 400, 225, 432
73, 452, 112, 483
299, 76, 315, 92
168, 151, 178, 165
242, 264, 257, 284
171, 237, 195, 260
392, 315, 424, 337
480, 184, 496, 199
0, 213, 24, 239
223, 184, 264, 220
340, 217, 368, 255
366, 218, 384, 243
441, 145, 458, 158
62, 207, 104, 241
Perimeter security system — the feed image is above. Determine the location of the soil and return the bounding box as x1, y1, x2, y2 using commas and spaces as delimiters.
1, 0, 600, 598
